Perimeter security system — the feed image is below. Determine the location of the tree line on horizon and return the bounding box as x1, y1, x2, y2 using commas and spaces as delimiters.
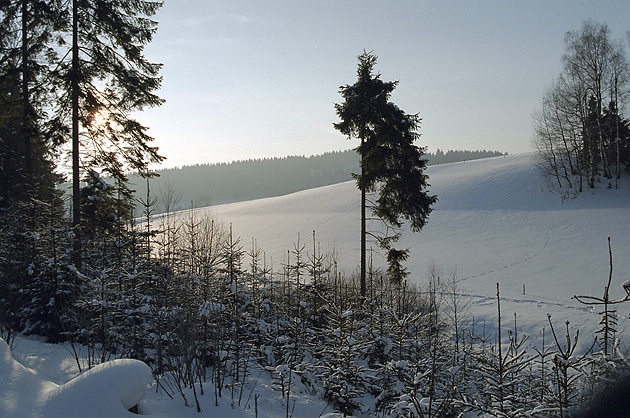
128, 148, 506, 214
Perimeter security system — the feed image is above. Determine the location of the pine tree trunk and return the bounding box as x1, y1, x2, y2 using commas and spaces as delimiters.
72, 0, 82, 268
360, 136, 366, 297
21, 0, 31, 181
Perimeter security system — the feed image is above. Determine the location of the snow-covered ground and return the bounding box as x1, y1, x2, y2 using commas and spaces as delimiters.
3, 336, 339, 417
3, 153, 630, 416
206, 153, 630, 351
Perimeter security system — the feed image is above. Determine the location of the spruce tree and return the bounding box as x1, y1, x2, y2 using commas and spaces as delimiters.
334, 51, 436, 294
0, 0, 68, 338
50, 0, 165, 267
0, 0, 64, 206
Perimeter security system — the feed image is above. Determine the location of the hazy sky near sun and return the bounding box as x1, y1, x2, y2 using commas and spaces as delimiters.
140, 1, 630, 168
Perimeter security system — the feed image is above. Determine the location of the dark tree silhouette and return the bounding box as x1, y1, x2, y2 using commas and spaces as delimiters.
334, 51, 436, 294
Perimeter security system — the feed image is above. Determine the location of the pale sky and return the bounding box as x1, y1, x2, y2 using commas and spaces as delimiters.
140, 1, 630, 168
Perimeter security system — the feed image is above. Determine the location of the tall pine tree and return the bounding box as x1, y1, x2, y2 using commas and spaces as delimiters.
50, 0, 165, 267
0, 0, 68, 337
0, 0, 64, 206
334, 51, 436, 294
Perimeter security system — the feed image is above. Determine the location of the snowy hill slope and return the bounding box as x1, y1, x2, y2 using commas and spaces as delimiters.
4, 153, 630, 418
194, 153, 630, 349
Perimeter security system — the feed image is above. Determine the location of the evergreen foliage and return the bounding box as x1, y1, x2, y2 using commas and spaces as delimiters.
51, 0, 165, 180
56, 0, 165, 267
0, 197, 628, 417
0, 0, 69, 341
334, 51, 437, 291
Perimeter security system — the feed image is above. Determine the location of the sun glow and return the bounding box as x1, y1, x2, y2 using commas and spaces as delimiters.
91, 110, 109, 129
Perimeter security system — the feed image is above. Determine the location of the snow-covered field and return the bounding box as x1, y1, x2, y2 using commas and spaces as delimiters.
3, 153, 630, 417
206, 153, 630, 349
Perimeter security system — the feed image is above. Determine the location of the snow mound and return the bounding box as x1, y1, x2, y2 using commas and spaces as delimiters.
42, 359, 152, 418
0, 338, 55, 418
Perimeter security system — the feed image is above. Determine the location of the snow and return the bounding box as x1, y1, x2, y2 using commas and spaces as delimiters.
201, 153, 630, 352
3, 153, 630, 416
0, 338, 55, 418
3, 335, 341, 417
42, 360, 152, 417
0, 337, 151, 418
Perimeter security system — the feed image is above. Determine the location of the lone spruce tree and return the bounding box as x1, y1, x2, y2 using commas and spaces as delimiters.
334, 51, 436, 295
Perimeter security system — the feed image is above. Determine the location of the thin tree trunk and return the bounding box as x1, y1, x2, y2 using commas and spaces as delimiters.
496, 283, 504, 413
360, 136, 366, 297
72, 0, 82, 268
21, 0, 31, 180
615, 79, 620, 187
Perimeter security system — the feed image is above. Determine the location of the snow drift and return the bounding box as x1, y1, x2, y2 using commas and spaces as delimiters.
0, 338, 152, 418
42, 359, 152, 417
0, 338, 54, 418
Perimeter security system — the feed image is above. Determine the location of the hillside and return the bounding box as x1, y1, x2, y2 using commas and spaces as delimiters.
188, 153, 630, 349
129, 149, 505, 213
5, 152, 630, 417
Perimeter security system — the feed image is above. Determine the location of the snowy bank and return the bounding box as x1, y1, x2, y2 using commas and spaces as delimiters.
0, 338, 55, 418
42, 359, 152, 418
0, 337, 152, 418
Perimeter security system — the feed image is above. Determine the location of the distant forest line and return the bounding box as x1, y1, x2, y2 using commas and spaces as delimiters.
130, 149, 507, 214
